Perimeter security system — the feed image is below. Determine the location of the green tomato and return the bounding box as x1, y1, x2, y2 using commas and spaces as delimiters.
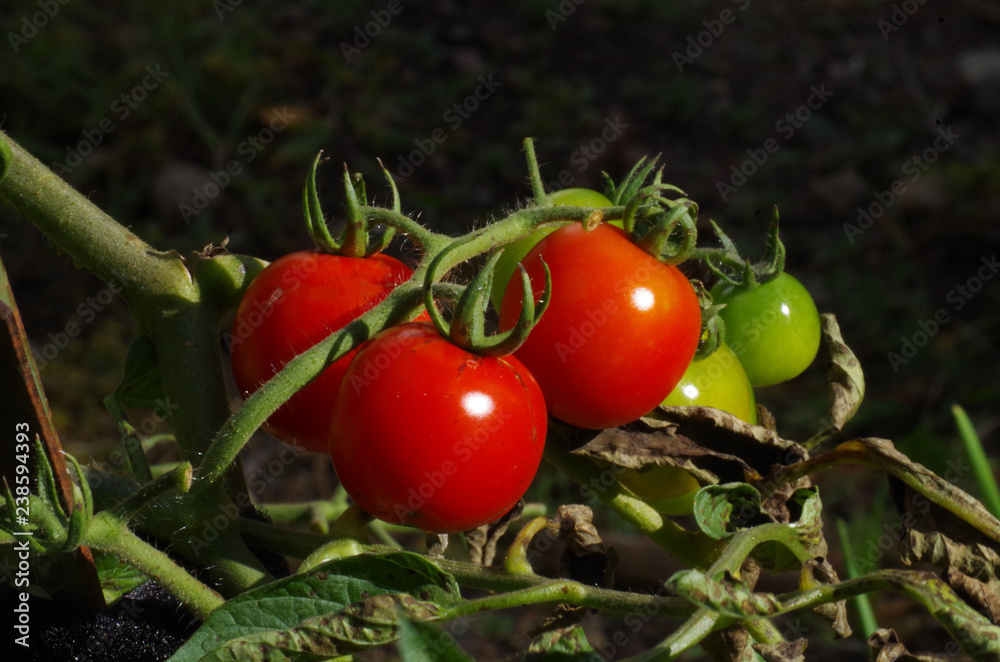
712, 272, 821, 387
614, 344, 757, 516
662, 342, 757, 424
489, 188, 618, 311
615, 463, 702, 516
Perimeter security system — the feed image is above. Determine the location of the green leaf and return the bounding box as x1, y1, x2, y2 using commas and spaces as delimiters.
524, 626, 603, 661
397, 612, 474, 662
114, 335, 166, 411
93, 548, 148, 606
693, 483, 764, 540
167, 552, 460, 662
200, 594, 444, 661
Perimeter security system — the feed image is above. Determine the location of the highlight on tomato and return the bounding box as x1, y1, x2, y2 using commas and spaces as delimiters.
711, 271, 821, 387
499, 222, 701, 430
662, 342, 757, 424
329, 322, 547, 533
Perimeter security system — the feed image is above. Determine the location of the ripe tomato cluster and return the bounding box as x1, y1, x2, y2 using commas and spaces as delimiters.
229, 179, 822, 534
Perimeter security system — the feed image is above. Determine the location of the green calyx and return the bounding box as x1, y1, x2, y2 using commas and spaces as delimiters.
423, 244, 552, 358
303, 151, 399, 258
698, 205, 787, 290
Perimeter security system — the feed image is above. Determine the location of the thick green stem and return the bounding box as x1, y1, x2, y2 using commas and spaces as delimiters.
0, 132, 192, 312
109, 462, 192, 520
86, 512, 224, 621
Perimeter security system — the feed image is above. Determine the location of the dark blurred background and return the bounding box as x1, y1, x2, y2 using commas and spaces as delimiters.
2, 0, 998, 658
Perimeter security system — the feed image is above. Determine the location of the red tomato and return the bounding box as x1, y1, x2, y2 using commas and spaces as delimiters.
329, 322, 546, 533
230, 250, 416, 453
499, 223, 701, 429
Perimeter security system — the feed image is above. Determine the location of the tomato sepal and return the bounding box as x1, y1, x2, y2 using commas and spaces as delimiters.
698, 205, 786, 289
425, 245, 551, 358
303, 151, 398, 258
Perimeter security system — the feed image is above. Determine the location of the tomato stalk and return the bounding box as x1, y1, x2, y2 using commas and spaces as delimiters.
0, 130, 275, 596
693, 205, 786, 290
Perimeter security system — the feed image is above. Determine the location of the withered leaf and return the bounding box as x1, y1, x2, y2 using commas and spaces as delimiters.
751, 638, 808, 662
547, 504, 617, 589
465, 500, 524, 566
527, 604, 589, 639
527, 505, 617, 636
804, 313, 865, 450
868, 628, 948, 661
701, 624, 758, 662
893, 477, 1000, 623
525, 625, 602, 661
578, 410, 807, 488
766, 438, 1000, 546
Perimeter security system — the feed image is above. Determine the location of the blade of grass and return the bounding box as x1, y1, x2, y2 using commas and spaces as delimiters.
952, 404, 1000, 518
836, 518, 878, 639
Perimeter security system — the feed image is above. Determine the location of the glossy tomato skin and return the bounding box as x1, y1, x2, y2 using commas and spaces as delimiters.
662, 342, 757, 424
329, 322, 547, 533
230, 250, 414, 453
711, 272, 821, 387
489, 188, 619, 311
500, 223, 701, 430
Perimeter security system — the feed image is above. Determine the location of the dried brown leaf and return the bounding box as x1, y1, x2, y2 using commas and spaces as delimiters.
701, 624, 757, 662
465, 500, 524, 566
547, 504, 617, 589
751, 638, 808, 662
804, 314, 865, 450
868, 628, 948, 661
576, 411, 806, 488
